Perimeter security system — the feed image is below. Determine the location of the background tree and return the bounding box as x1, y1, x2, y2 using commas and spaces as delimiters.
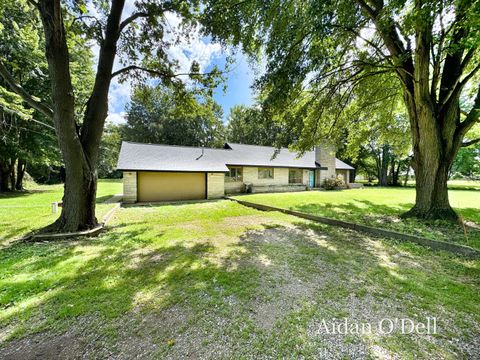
451, 124, 480, 179
122, 84, 225, 147
97, 122, 122, 179
341, 75, 411, 186
203, 0, 480, 220
0, 0, 92, 191
0, 0, 221, 231
226, 104, 291, 146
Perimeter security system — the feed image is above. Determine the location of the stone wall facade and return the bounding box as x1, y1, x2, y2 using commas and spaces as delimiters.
207, 173, 225, 199
123, 171, 137, 203
315, 143, 337, 184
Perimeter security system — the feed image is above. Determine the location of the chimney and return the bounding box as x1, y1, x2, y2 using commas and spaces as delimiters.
315, 141, 336, 181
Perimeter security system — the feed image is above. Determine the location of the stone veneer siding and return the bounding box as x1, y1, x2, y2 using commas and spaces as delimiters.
225, 167, 310, 194
207, 173, 225, 199
316, 144, 336, 184
123, 171, 137, 203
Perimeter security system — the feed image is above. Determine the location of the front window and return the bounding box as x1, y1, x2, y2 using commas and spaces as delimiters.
258, 167, 274, 179
289, 169, 303, 184
226, 167, 243, 182
288, 169, 302, 184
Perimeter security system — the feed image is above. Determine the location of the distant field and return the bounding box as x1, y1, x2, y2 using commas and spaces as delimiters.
356, 179, 480, 190
0, 179, 122, 242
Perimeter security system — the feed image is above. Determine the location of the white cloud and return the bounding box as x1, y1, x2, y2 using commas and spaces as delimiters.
162, 12, 223, 74
86, 1, 224, 117
106, 111, 127, 125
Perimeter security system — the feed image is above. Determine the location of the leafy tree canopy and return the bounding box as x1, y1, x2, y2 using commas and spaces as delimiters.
122, 84, 225, 147
226, 104, 294, 146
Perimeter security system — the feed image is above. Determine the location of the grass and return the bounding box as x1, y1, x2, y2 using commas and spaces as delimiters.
0, 199, 478, 358
358, 179, 480, 191
233, 187, 480, 250
0, 179, 122, 243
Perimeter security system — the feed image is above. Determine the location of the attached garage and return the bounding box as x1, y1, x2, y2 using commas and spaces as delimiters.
137, 171, 206, 202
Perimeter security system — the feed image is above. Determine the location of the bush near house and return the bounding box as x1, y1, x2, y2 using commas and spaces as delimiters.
322, 177, 346, 190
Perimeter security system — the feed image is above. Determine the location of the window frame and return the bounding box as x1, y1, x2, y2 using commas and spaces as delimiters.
258, 167, 274, 179
226, 166, 243, 182
288, 169, 303, 184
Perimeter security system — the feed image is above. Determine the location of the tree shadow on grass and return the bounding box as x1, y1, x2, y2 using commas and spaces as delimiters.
293, 199, 480, 248
0, 189, 53, 200
0, 215, 479, 359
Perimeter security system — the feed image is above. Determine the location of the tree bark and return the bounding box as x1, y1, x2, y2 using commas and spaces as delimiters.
0, 159, 10, 191
403, 109, 459, 220
354, 0, 480, 220
403, 162, 410, 186
375, 145, 389, 186
15, 159, 26, 190
9, 158, 15, 190
390, 159, 400, 186
36, 0, 124, 232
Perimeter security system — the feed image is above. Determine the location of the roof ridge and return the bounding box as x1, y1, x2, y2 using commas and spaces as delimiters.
227, 142, 317, 154
123, 141, 229, 151
227, 142, 290, 151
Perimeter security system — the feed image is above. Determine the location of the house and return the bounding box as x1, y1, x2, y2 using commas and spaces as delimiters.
117, 141, 354, 203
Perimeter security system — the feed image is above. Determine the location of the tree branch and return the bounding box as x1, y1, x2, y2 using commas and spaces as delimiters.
354, 0, 415, 94
462, 138, 480, 147
119, 12, 148, 32
459, 83, 480, 134
440, 62, 480, 110
111, 65, 219, 79
0, 60, 53, 118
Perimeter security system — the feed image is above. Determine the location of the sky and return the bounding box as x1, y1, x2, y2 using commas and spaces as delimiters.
107, 50, 257, 124
102, 4, 258, 125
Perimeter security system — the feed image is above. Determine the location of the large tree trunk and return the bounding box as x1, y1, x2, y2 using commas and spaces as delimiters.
403, 104, 459, 220
403, 163, 410, 186
38, 0, 98, 231
0, 159, 10, 191
390, 159, 401, 186
9, 158, 15, 190
375, 145, 389, 186
37, 0, 123, 232
15, 159, 26, 190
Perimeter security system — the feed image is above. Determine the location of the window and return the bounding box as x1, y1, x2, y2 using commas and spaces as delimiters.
226, 167, 243, 182
289, 169, 303, 184
258, 167, 274, 179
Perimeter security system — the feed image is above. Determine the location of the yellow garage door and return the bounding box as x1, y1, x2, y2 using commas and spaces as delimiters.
137, 171, 206, 202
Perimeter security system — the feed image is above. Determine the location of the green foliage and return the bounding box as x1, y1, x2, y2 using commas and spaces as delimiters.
322, 177, 346, 190
202, 0, 480, 150
121, 84, 225, 147
451, 144, 480, 179
98, 123, 122, 179
226, 104, 292, 146
0, 0, 95, 187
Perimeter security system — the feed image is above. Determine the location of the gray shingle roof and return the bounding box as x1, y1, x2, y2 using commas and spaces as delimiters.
117, 142, 230, 172
335, 158, 355, 170
117, 141, 354, 172
223, 143, 317, 169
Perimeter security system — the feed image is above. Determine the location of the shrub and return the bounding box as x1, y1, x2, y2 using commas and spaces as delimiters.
322, 177, 346, 190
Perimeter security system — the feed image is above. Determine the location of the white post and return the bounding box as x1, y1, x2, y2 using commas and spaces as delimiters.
51, 202, 58, 214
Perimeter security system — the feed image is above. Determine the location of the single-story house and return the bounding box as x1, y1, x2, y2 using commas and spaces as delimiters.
117, 141, 354, 203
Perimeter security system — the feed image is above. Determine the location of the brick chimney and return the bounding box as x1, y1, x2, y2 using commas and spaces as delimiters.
315, 142, 336, 183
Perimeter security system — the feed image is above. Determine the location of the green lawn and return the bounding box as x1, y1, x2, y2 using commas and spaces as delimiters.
0, 198, 479, 358
233, 188, 480, 250
0, 179, 122, 243
358, 179, 480, 191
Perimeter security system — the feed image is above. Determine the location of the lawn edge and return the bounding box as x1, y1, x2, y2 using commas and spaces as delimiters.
227, 197, 480, 258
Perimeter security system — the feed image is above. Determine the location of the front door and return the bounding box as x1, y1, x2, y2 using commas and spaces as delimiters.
309, 170, 315, 187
